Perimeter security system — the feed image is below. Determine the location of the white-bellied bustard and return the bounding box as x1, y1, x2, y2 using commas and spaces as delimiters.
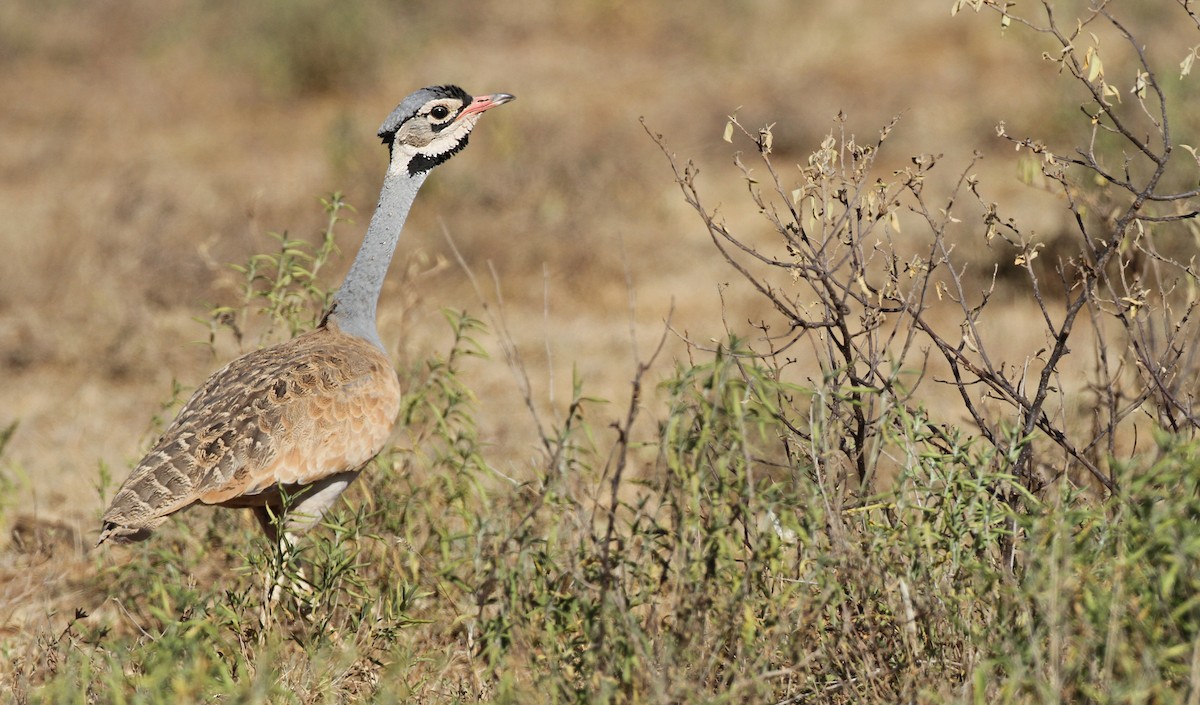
97, 86, 513, 549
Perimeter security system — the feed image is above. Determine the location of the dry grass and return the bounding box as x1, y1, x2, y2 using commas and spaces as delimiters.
4, 0, 1200, 701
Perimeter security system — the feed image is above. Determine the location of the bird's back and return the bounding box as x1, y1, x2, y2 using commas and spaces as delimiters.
98, 320, 401, 544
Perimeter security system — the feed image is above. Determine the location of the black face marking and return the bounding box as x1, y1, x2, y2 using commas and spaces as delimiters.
429, 117, 458, 134
430, 85, 472, 108
427, 102, 465, 134
377, 85, 474, 159
408, 133, 470, 176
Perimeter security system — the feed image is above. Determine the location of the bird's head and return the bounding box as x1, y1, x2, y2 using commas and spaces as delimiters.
378, 85, 514, 177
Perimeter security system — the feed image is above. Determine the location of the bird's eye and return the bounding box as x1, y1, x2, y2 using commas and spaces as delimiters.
430, 105, 451, 120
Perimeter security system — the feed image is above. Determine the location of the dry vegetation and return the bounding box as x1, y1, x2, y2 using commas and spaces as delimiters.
4, 0, 1200, 702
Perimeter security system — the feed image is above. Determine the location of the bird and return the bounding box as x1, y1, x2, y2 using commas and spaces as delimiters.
97, 85, 514, 549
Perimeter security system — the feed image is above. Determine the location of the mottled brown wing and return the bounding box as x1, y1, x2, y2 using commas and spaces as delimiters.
97, 326, 401, 544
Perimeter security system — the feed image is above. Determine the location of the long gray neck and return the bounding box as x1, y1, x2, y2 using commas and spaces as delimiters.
328, 167, 429, 350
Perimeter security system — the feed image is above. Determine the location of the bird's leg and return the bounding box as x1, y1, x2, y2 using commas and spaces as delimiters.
253, 505, 285, 630
253, 505, 314, 626
253, 504, 282, 543
253, 473, 360, 626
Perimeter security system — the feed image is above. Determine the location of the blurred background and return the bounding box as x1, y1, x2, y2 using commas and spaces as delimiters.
0, 0, 1177, 531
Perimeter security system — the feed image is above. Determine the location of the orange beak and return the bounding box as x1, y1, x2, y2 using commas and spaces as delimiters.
457, 92, 515, 119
